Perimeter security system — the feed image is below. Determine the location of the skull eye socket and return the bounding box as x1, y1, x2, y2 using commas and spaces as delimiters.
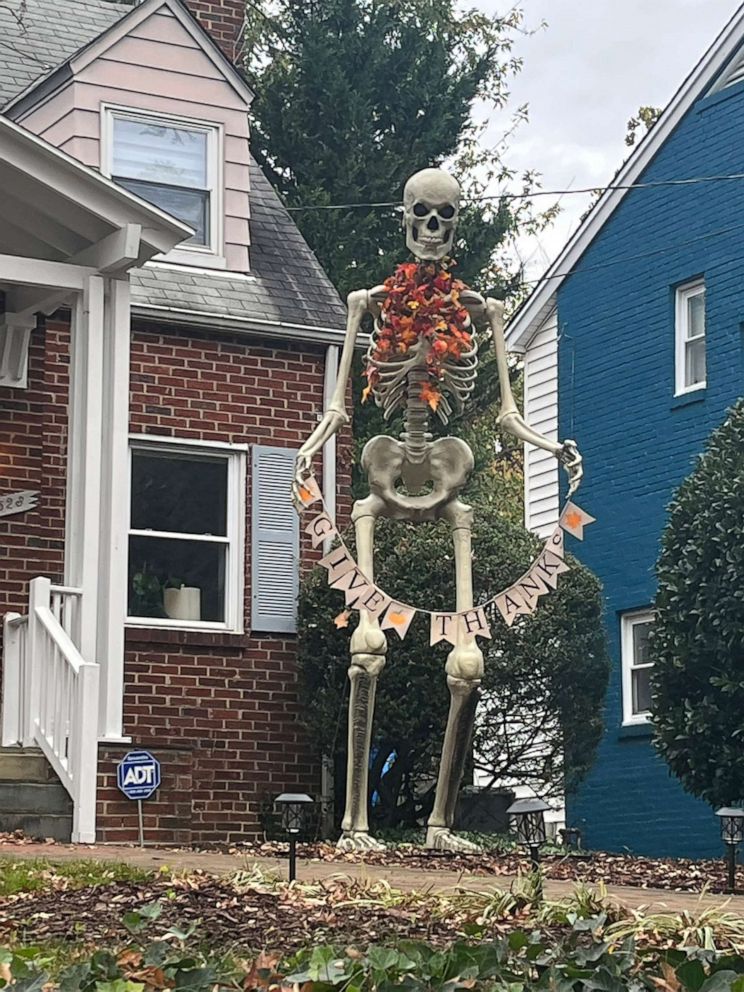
413, 203, 429, 218
439, 205, 455, 220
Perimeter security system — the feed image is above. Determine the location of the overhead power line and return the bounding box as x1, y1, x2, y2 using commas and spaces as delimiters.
282, 171, 744, 212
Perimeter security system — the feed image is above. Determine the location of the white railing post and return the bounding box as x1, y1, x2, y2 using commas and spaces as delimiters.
71, 661, 99, 843
24, 577, 51, 746
1, 613, 22, 745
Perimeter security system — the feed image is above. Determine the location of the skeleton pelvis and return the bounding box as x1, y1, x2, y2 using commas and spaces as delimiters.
361, 435, 474, 521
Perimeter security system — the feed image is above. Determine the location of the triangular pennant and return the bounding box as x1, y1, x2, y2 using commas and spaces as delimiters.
430, 612, 458, 646
330, 567, 374, 606
457, 608, 492, 641
381, 602, 416, 640
545, 526, 565, 559
533, 548, 570, 590
296, 476, 322, 509
513, 569, 550, 609
357, 587, 392, 619
304, 511, 337, 549
559, 502, 596, 540
318, 545, 356, 583
494, 587, 533, 627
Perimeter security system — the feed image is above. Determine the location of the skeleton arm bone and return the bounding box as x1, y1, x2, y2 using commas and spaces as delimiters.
294, 289, 372, 493
484, 296, 584, 495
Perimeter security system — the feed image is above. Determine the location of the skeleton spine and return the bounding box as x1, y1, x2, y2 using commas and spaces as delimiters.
401, 366, 431, 463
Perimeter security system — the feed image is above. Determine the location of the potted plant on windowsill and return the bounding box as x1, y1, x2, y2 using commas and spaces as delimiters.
131, 565, 167, 618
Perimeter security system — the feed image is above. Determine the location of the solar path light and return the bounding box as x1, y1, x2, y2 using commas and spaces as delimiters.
716, 807, 744, 894
508, 797, 551, 871
275, 793, 314, 882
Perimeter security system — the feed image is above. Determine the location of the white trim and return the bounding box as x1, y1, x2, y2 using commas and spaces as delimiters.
101, 103, 224, 265
674, 279, 707, 395
127, 436, 246, 633
506, 4, 744, 351
621, 608, 655, 725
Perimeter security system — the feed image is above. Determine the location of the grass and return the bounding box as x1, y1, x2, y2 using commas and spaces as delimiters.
0, 856, 153, 896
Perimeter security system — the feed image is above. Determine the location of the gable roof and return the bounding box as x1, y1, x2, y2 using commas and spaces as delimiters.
507, 2, 744, 352
3, 0, 254, 116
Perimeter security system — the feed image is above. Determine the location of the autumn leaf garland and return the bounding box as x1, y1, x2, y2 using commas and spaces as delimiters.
363, 260, 472, 412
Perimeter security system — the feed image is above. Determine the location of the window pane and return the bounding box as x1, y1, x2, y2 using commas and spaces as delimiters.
687, 291, 705, 339
632, 620, 652, 666
131, 451, 227, 536
685, 336, 706, 387
128, 535, 226, 622
113, 117, 207, 187
116, 179, 208, 245
632, 666, 652, 714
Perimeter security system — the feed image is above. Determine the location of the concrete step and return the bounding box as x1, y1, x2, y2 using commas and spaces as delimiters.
0, 747, 72, 842
0, 781, 72, 816
0, 812, 72, 842
0, 747, 56, 783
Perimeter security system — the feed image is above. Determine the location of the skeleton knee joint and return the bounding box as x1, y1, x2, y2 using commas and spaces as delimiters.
349, 654, 386, 679
445, 641, 484, 682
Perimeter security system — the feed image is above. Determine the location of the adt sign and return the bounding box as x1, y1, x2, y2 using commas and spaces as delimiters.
117, 750, 161, 801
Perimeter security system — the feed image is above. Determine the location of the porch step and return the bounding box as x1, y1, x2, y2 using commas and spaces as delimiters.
0, 748, 72, 842
0, 747, 57, 783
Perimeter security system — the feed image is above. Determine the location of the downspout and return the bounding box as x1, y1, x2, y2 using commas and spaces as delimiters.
320, 344, 339, 836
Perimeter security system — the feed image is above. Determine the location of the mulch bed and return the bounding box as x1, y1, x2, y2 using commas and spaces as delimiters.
0, 875, 535, 951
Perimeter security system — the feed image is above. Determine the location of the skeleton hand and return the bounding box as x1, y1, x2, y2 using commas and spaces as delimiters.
560, 439, 583, 496
292, 409, 348, 506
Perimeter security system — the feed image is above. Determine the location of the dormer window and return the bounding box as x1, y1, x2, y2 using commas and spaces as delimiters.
103, 106, 223, 264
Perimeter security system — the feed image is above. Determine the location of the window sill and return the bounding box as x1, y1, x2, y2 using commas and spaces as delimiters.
155, 248, 227, 270
671, 388, 706, 410
618, 721, 654, 740
125, 626, 250, 648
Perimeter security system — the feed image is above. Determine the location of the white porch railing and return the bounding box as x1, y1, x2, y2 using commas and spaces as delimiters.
1, 577, 99, 843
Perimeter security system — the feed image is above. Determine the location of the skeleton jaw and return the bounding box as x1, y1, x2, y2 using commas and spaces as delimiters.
409, 227, 453, 261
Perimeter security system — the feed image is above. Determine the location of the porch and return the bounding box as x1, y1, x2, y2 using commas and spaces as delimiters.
0, 116, 190, 841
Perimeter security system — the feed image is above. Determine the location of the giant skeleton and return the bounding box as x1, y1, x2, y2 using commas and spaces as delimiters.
294, 169, 583, 852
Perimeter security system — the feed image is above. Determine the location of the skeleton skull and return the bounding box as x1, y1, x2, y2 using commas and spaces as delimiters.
403, 168, 461, 261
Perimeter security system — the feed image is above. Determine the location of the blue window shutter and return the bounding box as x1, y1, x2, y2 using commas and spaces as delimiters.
251, 445, 300, 633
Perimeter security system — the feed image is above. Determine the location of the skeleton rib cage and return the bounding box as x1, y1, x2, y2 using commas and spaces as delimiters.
364, 311, 479, 461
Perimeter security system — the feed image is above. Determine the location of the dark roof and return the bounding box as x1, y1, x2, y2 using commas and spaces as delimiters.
0, 0, 127, 108
0, 0, 345, 337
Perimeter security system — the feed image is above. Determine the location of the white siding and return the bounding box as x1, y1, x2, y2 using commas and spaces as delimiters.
523, 313, 559, 538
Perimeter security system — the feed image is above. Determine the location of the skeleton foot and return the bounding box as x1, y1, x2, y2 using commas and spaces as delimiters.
336, 830, 387, 852
425, 826, 480, 854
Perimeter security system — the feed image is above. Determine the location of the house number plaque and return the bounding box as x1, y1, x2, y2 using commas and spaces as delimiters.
0, 490, 39, 517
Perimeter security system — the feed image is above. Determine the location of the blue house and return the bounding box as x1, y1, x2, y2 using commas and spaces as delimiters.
506, 5, 744, 859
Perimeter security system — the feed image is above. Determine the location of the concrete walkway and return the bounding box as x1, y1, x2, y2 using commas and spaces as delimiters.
2, 842, 743, 915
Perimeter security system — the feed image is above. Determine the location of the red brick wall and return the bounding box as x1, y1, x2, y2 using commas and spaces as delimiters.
184, 0, 245, 61
0, 318, 69, 622
94, 322, 353, 846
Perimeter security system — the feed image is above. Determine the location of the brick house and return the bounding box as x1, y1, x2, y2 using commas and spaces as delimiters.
0, 0, 348, 845
507, 4, 744, 857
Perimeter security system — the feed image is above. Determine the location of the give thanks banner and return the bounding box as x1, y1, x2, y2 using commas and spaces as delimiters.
295, 477, 595, 643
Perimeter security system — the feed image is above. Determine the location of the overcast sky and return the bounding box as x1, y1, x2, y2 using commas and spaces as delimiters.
476, 0, 741, 275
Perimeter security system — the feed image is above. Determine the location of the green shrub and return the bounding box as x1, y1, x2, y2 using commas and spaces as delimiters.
652, 399, 744, 807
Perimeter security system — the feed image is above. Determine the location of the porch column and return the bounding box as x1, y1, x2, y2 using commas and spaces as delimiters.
97, 278, 131, 740
65, 274, 131, 740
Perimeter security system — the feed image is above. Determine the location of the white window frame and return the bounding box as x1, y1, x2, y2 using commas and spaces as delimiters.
127, 435, 246, 633
621, 609, 655, 725
101, 103, 225, 269
674, 279, 706, 395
